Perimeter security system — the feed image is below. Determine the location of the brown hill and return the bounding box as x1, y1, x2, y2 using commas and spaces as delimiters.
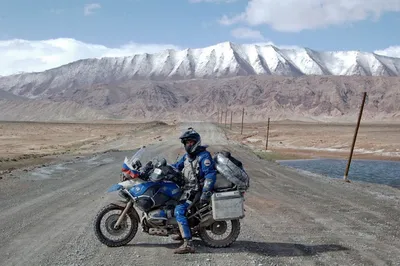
0, 75, 399, 122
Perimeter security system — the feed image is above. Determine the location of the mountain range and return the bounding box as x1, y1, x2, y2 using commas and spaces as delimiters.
0, 42, 400, 122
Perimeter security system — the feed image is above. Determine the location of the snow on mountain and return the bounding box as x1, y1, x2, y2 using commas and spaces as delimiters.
2, 42, 400, 99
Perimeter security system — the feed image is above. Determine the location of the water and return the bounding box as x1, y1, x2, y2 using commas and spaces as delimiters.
278, 159, 400, 189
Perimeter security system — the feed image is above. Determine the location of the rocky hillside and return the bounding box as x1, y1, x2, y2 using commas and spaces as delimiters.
1, 75, 399, 122
0, 99, 112, 122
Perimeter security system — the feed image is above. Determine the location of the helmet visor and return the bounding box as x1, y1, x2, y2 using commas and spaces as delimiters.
181, 138, 196, 145
182, 139, 196, 153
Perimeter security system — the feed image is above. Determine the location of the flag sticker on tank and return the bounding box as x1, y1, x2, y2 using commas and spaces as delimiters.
204, 159, 211, 166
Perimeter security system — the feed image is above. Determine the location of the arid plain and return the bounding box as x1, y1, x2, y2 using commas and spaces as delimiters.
0, 120, 178, 173
224, 120, 400, 161
1, 119, 399, 176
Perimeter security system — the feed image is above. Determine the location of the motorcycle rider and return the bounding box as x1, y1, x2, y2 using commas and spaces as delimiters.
171, 127, 217, 254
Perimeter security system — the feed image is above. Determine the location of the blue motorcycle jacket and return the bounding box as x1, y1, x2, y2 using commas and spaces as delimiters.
171, 147, 217, 196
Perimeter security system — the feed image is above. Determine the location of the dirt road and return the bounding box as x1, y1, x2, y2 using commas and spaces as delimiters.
0, 122, 399, 266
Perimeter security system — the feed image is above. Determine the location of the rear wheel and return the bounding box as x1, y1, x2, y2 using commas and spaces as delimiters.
198, 219, 240, 248
94, 203, 139, 247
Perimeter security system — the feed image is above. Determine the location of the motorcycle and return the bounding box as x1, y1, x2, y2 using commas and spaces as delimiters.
93, 146, 249, 248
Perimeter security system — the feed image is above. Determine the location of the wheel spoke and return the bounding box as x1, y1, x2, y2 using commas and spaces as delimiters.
198, 219, 241, 248
100, 210, 132, 241
94, 204, 139, 247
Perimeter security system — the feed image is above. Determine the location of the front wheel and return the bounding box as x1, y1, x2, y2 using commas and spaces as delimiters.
93, 203, 139, 247
198, 219, 240, 248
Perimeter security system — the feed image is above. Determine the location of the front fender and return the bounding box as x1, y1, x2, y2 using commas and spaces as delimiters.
109, 201, 140, 221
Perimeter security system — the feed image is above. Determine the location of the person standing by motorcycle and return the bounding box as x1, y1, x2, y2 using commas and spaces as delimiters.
171, 127, 217, 254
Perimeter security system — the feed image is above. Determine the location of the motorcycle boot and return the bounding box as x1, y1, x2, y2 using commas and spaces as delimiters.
173, 239, 195, 254
171, 224, 186, 241
173, 224, 195, 254
171, 234, 183, 241
171, 219, 192, 241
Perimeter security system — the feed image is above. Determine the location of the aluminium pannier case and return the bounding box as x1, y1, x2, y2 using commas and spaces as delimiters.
211, 190, 244, 221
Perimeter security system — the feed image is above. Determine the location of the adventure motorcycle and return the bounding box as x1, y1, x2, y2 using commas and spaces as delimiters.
93, 146, 250, 248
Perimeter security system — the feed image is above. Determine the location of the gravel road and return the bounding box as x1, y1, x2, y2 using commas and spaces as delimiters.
1, 122, 399, 266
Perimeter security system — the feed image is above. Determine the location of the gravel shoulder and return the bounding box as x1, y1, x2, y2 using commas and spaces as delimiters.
0, 122, 399, 266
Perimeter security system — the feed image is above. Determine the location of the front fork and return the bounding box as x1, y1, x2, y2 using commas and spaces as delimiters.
114, 200, 133, 229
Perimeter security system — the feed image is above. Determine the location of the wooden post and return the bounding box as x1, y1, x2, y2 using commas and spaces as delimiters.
225, 109, 228, 127
217, 109, 219, 124
230, 111, 233, 130
240, 108, 245, 135
265, 117, 270, 150
344, 92, 367, 183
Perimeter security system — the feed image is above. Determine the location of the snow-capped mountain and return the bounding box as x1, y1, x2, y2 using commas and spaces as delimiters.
2, 42, 400, 98
1, 42, 400, 123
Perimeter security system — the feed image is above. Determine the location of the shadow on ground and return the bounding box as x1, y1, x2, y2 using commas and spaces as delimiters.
128, 240, 349, 257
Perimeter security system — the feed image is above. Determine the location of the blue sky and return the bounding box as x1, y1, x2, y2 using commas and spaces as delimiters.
1, 0, 400, 75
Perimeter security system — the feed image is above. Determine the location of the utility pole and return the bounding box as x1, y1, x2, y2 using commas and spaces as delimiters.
265, 117, 270, 150
225, 109, 228, 127
344, 92, 367, 183
240, 108, 245, 135
230, 111, 233, 130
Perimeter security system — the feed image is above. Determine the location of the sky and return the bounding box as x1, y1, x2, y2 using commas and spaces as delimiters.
1, 0, 400, 76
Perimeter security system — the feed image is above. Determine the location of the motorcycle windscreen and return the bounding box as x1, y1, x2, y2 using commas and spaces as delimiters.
126, 146, 146, 167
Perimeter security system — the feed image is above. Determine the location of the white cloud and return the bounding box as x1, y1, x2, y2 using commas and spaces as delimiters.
219, 0, 400, 32
84, 3, 101, 16
231, 27, 265, 40
219, 14, 245, 25
374, 46, 400, 58
0, 38, 181, 76
243, 41, 302, 50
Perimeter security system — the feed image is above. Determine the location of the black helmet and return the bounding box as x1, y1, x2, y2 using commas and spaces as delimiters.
179, 127, 201, 155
